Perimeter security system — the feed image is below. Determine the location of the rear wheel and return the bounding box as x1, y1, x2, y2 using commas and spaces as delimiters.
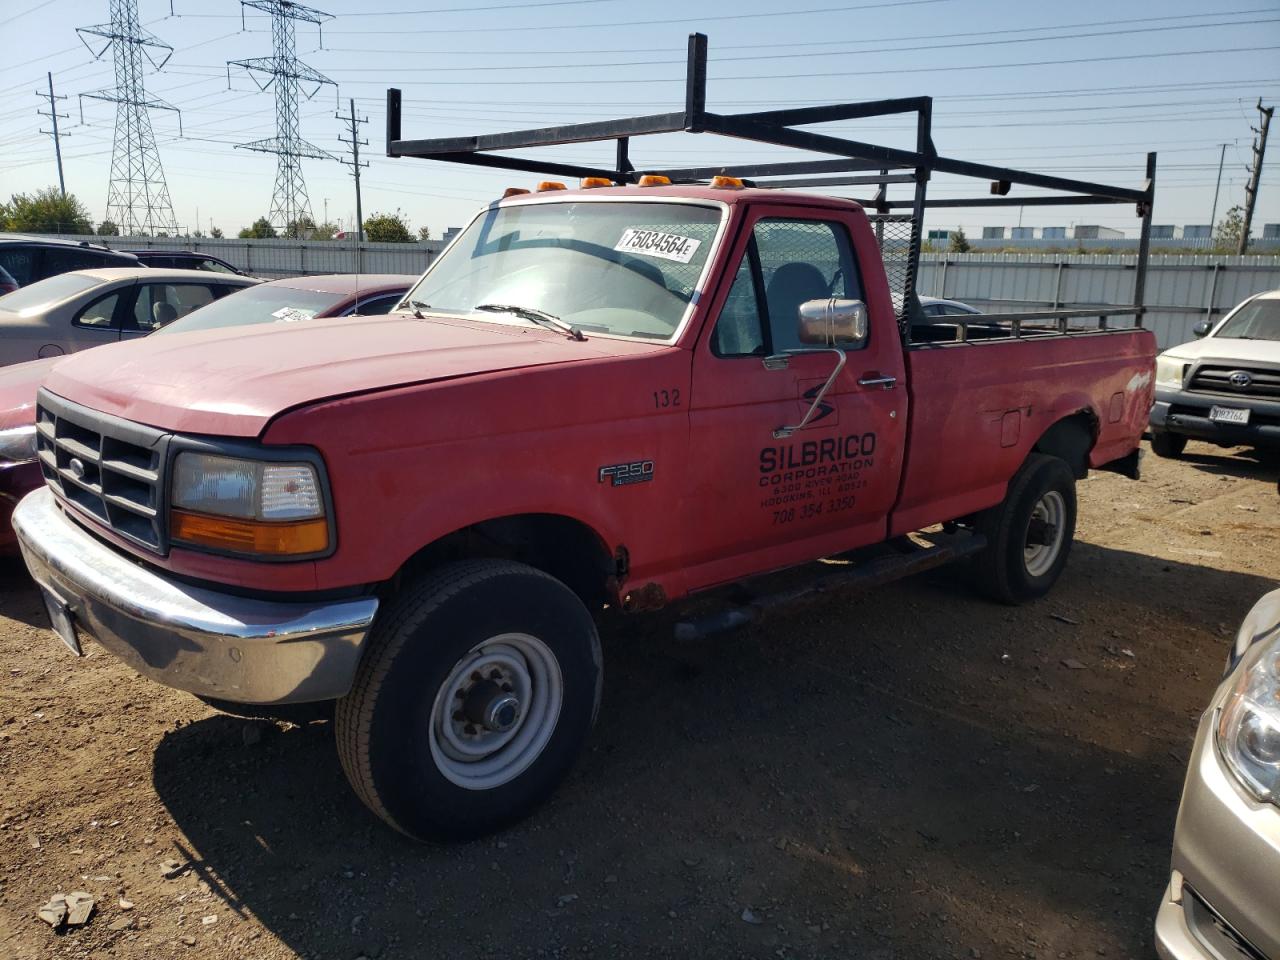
970, 454, 1077, 605
336, 560, 602, 842
1149, 431, 1187, 459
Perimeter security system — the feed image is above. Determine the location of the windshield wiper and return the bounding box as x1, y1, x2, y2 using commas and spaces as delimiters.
474, 303, 586, 341
402, 299, 431, 319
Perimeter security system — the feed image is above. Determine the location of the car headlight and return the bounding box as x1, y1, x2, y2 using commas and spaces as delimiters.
1216, 629, 1280, 806
1154, 354, 1189, 388
169, 451, 330, 557
0, 425, 38, 465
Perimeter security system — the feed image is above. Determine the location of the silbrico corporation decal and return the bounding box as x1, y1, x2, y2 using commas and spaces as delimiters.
758, 432, 876, 524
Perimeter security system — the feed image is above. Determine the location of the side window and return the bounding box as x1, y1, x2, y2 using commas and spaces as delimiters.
710, 218, 865, 357
0, 249, 36, 286
754, 219, 863, 353
133, 283, 215, 331
199, 259, 236, 274
41, 248, 107, 279
76, 292, 121, 328
710, 254, 765, 357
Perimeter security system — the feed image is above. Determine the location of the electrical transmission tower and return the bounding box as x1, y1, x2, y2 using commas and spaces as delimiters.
77, 0, 181, 236
228, 1, 337, 236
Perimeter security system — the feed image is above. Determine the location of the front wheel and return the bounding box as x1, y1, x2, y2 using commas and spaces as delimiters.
970, 453, 1077, 605
336, 560, 602, 842
1149, 431, 1187, 459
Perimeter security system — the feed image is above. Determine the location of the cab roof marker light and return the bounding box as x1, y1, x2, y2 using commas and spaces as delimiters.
536, 181, 567, 192
710, 175, 744, 189
580, 177, 613, 189
637, 175, 671, 187
502, 187, 530, 198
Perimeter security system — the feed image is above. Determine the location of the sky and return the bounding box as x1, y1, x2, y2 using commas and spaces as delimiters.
2, 0, 1278, 239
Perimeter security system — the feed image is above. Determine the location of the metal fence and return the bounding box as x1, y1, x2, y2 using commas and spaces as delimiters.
47, 235, 1280, 350
51, 234, 446, 279
918, 253, 1280, 349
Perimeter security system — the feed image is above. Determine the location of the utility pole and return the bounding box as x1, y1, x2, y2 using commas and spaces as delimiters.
337, 97, 369, 268
1209, 142, 1228, 234
36, 72, 70, 198
1239, 99, 1273, 255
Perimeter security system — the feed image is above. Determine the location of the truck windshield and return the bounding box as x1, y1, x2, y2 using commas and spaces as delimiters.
403, 200, 723, 340
1216, 298, 1280, 341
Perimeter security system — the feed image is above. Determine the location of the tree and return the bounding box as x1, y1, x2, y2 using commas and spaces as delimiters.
97, 220, 120, 236
311, 221, 340, 240
238, 217, 276, 239
947, 227, 970, 253
364, 209, 413, 243
1213, 205, 1245, 252
210, 226, 224, 239
1, 187, 93, 234
284, 216, 316, 239
417, 225, 432, 241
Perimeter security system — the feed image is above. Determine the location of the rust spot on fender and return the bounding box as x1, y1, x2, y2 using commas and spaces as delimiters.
622, 582, 667, 613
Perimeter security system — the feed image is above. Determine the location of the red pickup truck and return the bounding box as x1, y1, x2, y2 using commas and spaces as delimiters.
12, 64, 1158, 841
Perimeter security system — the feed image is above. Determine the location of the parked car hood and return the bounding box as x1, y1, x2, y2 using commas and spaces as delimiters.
41, 313, 667, 437
1162, 336, 1280, 364
0, 356, 58, 429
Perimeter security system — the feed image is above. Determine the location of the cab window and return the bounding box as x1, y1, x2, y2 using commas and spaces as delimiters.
75, 291, 122, 328
710, 218, 864, 356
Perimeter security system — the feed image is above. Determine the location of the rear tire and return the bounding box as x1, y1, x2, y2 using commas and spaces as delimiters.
970, 454, 1077, 605
336, 560, 602, 842
1149, 431, 1187, 459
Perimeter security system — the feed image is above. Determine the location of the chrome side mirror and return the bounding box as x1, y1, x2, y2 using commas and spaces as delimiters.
1193, 320, 1212, 337
798, 298, 868, 346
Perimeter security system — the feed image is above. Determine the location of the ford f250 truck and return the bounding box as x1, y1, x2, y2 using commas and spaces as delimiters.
12, 42, 1159, 840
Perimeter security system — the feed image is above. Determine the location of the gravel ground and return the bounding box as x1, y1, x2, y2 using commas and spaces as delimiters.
1, 439, 1277, 960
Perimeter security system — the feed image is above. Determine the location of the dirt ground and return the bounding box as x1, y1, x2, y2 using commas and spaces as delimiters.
1, 439, 1277, 960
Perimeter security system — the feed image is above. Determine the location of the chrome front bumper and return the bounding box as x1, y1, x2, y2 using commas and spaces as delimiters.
13, 487, 379, 705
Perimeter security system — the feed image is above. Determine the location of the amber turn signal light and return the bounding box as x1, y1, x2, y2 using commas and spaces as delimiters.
172, 510, 329, 557
637, 174, 671, 187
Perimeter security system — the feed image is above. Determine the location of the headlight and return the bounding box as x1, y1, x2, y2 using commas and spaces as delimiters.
1154, 355, 1188, 388
0, 425, 37, 465
169, 452, 329, 557
1216, 630, 1280, 805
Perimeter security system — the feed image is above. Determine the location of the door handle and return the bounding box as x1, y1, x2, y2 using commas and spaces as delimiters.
858, 375, 897, 390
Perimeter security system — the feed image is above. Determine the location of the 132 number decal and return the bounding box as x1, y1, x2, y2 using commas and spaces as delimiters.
653, 388, 681, 409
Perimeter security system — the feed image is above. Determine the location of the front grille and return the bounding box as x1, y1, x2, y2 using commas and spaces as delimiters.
35, 389, 170, 553
1188, 364, 1280, 400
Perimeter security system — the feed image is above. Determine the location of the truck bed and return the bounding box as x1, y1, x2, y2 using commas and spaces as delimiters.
890, 327, 1156, 536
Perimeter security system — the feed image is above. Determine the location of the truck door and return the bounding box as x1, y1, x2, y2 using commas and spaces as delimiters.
683, 205, 906, 589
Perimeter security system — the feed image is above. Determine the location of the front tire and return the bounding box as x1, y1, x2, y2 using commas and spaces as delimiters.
1149, 431, 1187, 459
336, 560, 602, 842
970, 454, 1077, 605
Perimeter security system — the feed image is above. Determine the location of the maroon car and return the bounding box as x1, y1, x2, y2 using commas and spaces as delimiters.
0, 274, 415, 552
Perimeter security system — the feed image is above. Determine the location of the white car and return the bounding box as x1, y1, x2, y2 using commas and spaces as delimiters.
0, 268, 259, 368
1149, 290, 1280, 458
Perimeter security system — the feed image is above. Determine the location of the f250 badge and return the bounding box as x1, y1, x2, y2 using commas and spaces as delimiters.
598, 460, 655, 487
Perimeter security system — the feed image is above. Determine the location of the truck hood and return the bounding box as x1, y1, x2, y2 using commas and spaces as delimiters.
42, 313, 666, 437
1161, 336, 1280, 365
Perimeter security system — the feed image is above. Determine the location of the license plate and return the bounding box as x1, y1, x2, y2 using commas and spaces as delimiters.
39, 588, 82, 656
1209, 406, 1250, 425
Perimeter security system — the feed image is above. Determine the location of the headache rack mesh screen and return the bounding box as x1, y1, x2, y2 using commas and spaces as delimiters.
867, 214, 918, 336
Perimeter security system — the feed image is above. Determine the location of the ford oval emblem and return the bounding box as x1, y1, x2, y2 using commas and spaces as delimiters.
68, 457, 86, 480
1227, 370, 1252, 389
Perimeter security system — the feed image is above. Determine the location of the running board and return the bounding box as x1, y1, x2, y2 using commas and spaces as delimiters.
673, 532, 988, 641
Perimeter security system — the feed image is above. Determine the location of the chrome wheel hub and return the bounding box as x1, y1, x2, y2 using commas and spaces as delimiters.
1023, 490, 1066, 578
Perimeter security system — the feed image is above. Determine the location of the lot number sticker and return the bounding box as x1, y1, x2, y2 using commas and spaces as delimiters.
614, 228, 701, 264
